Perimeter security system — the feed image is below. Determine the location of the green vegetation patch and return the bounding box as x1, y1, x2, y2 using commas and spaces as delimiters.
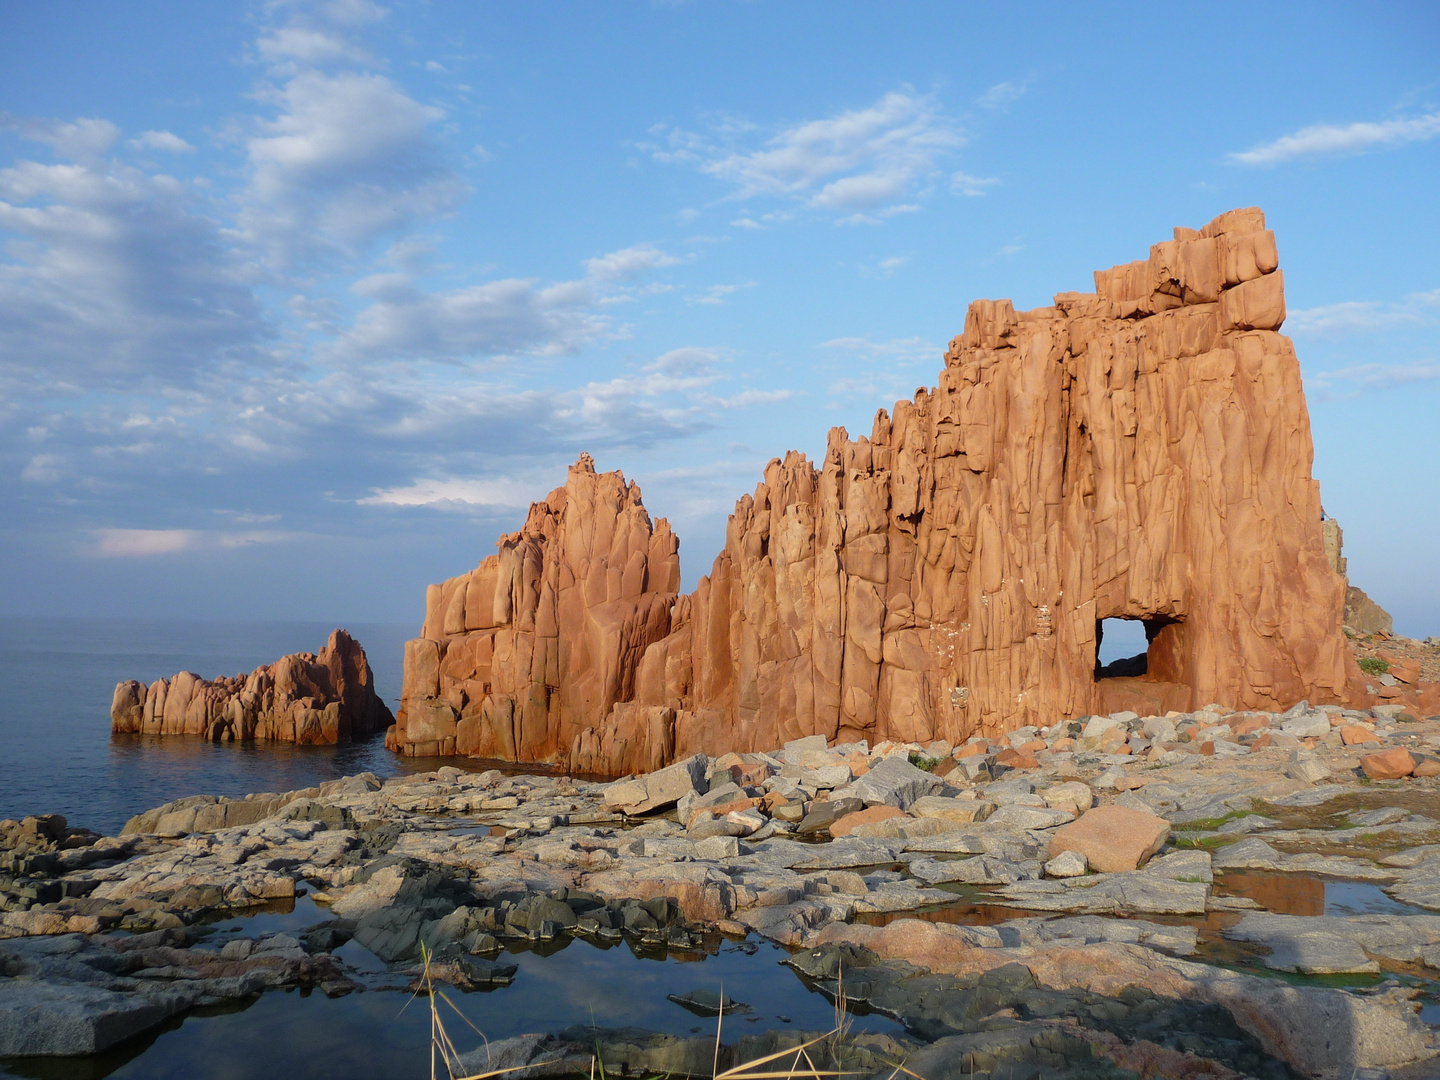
1358, 657, 1390, 676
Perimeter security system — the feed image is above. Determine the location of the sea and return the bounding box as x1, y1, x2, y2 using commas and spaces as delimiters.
0, 616, 1155, 837
0, 618, 420, 836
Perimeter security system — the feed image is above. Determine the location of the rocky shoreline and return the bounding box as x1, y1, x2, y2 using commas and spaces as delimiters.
5, 700, 1440, 1078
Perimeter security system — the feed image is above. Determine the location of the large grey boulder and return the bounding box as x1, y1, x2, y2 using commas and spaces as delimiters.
603, 755, 709, 814
0, 980, 200, 1056
835, 757, 943, 811
1280, 708, 1331, 739
779, 735, 829, 765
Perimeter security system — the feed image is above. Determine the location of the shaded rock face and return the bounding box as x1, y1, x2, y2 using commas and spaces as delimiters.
397, 208, 1361, 773
111, 630, 392, 744
1345, 586, 1394, 636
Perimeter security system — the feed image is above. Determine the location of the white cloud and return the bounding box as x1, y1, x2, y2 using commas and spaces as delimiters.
91, 529, 198, 556
820, 335, 940, 404
704, 388, 794, 409
20, 453, 63, 484
646, 347, 720, 379
648, 90, 968, 220
88, 528, 304, 556
978, 79, 1031, 110
690, 281, 756, 305
0, 148, 269, 390
256, 25, 371, 66
1230, 112, 1440, 165
1288, 296, 1435, 336
584, 244, 680, 282
0, 14, 771, 556
0, 114, 120, 160
359, 476, 539, 510
951, 171, 998, 196
129, 130, 195, 153
1308, 360, 1440, 398
240, 69, 464, 267
819, 335, 937, 363
330, 275, 607, 363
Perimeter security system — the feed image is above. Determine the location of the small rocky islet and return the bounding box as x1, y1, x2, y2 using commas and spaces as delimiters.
9, 208, 1440, 1079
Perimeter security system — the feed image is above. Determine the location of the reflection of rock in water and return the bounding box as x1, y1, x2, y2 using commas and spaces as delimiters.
1218, 871, 1325, 917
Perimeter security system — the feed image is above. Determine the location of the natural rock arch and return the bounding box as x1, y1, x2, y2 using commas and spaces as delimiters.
391, 208, 1363, 773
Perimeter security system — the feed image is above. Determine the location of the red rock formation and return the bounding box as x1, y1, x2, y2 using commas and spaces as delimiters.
389, 457, 681, 762
393, 208, 1365, 772
111, 629, 393, 744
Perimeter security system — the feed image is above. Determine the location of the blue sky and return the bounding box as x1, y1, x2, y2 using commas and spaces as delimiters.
1, 1, 1437, 636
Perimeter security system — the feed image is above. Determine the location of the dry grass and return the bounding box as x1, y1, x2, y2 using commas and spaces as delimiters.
413, 945, 926, 1080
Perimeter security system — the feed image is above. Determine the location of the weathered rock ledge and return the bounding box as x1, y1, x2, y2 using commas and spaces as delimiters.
110, 628, 393, 744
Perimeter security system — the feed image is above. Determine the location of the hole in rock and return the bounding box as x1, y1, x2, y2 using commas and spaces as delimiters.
1094, 616, 1181, 680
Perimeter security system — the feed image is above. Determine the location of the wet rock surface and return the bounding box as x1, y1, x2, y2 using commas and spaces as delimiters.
7, 701, 1440, 1076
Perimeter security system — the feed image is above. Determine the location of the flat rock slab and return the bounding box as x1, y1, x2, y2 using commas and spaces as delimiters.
0, 978, 200, 1056
1212, 837, 1396, 880
1047, 805, 1170, 873
908, 854, 1034, 886
743, 836, 900, 871
1227, 912, 1440, 974
1389, 856, 1440, 910
997, 870, 1209, 915
994, 915, 1199, 956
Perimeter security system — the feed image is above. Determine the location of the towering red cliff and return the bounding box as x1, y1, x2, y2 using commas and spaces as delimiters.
392, 208, 1364, 773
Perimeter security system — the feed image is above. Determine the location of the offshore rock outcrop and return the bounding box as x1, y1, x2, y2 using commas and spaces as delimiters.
111, 629, 393, 744
393, 208, 1364, 773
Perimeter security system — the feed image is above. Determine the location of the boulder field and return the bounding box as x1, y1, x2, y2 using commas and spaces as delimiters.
391, 208, 1381, 774
5, 700, 1440, 1076
110, 629, 393, 744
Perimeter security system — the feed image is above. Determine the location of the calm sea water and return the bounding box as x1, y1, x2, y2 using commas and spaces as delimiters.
0, 618, 422, 836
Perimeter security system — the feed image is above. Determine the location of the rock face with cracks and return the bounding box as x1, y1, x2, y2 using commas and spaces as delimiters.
394, 208, 1362, 774
111, 629, 393, 744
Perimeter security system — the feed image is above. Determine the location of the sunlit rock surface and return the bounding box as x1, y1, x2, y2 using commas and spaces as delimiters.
392, 208, 1364, 774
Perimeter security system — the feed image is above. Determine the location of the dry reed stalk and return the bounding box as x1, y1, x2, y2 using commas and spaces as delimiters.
415, 946, 928, 1080
415, 944, 562, 1080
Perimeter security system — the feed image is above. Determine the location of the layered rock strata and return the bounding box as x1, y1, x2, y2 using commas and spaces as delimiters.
111, 629, 393, 744
395, 208, 1363, 773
